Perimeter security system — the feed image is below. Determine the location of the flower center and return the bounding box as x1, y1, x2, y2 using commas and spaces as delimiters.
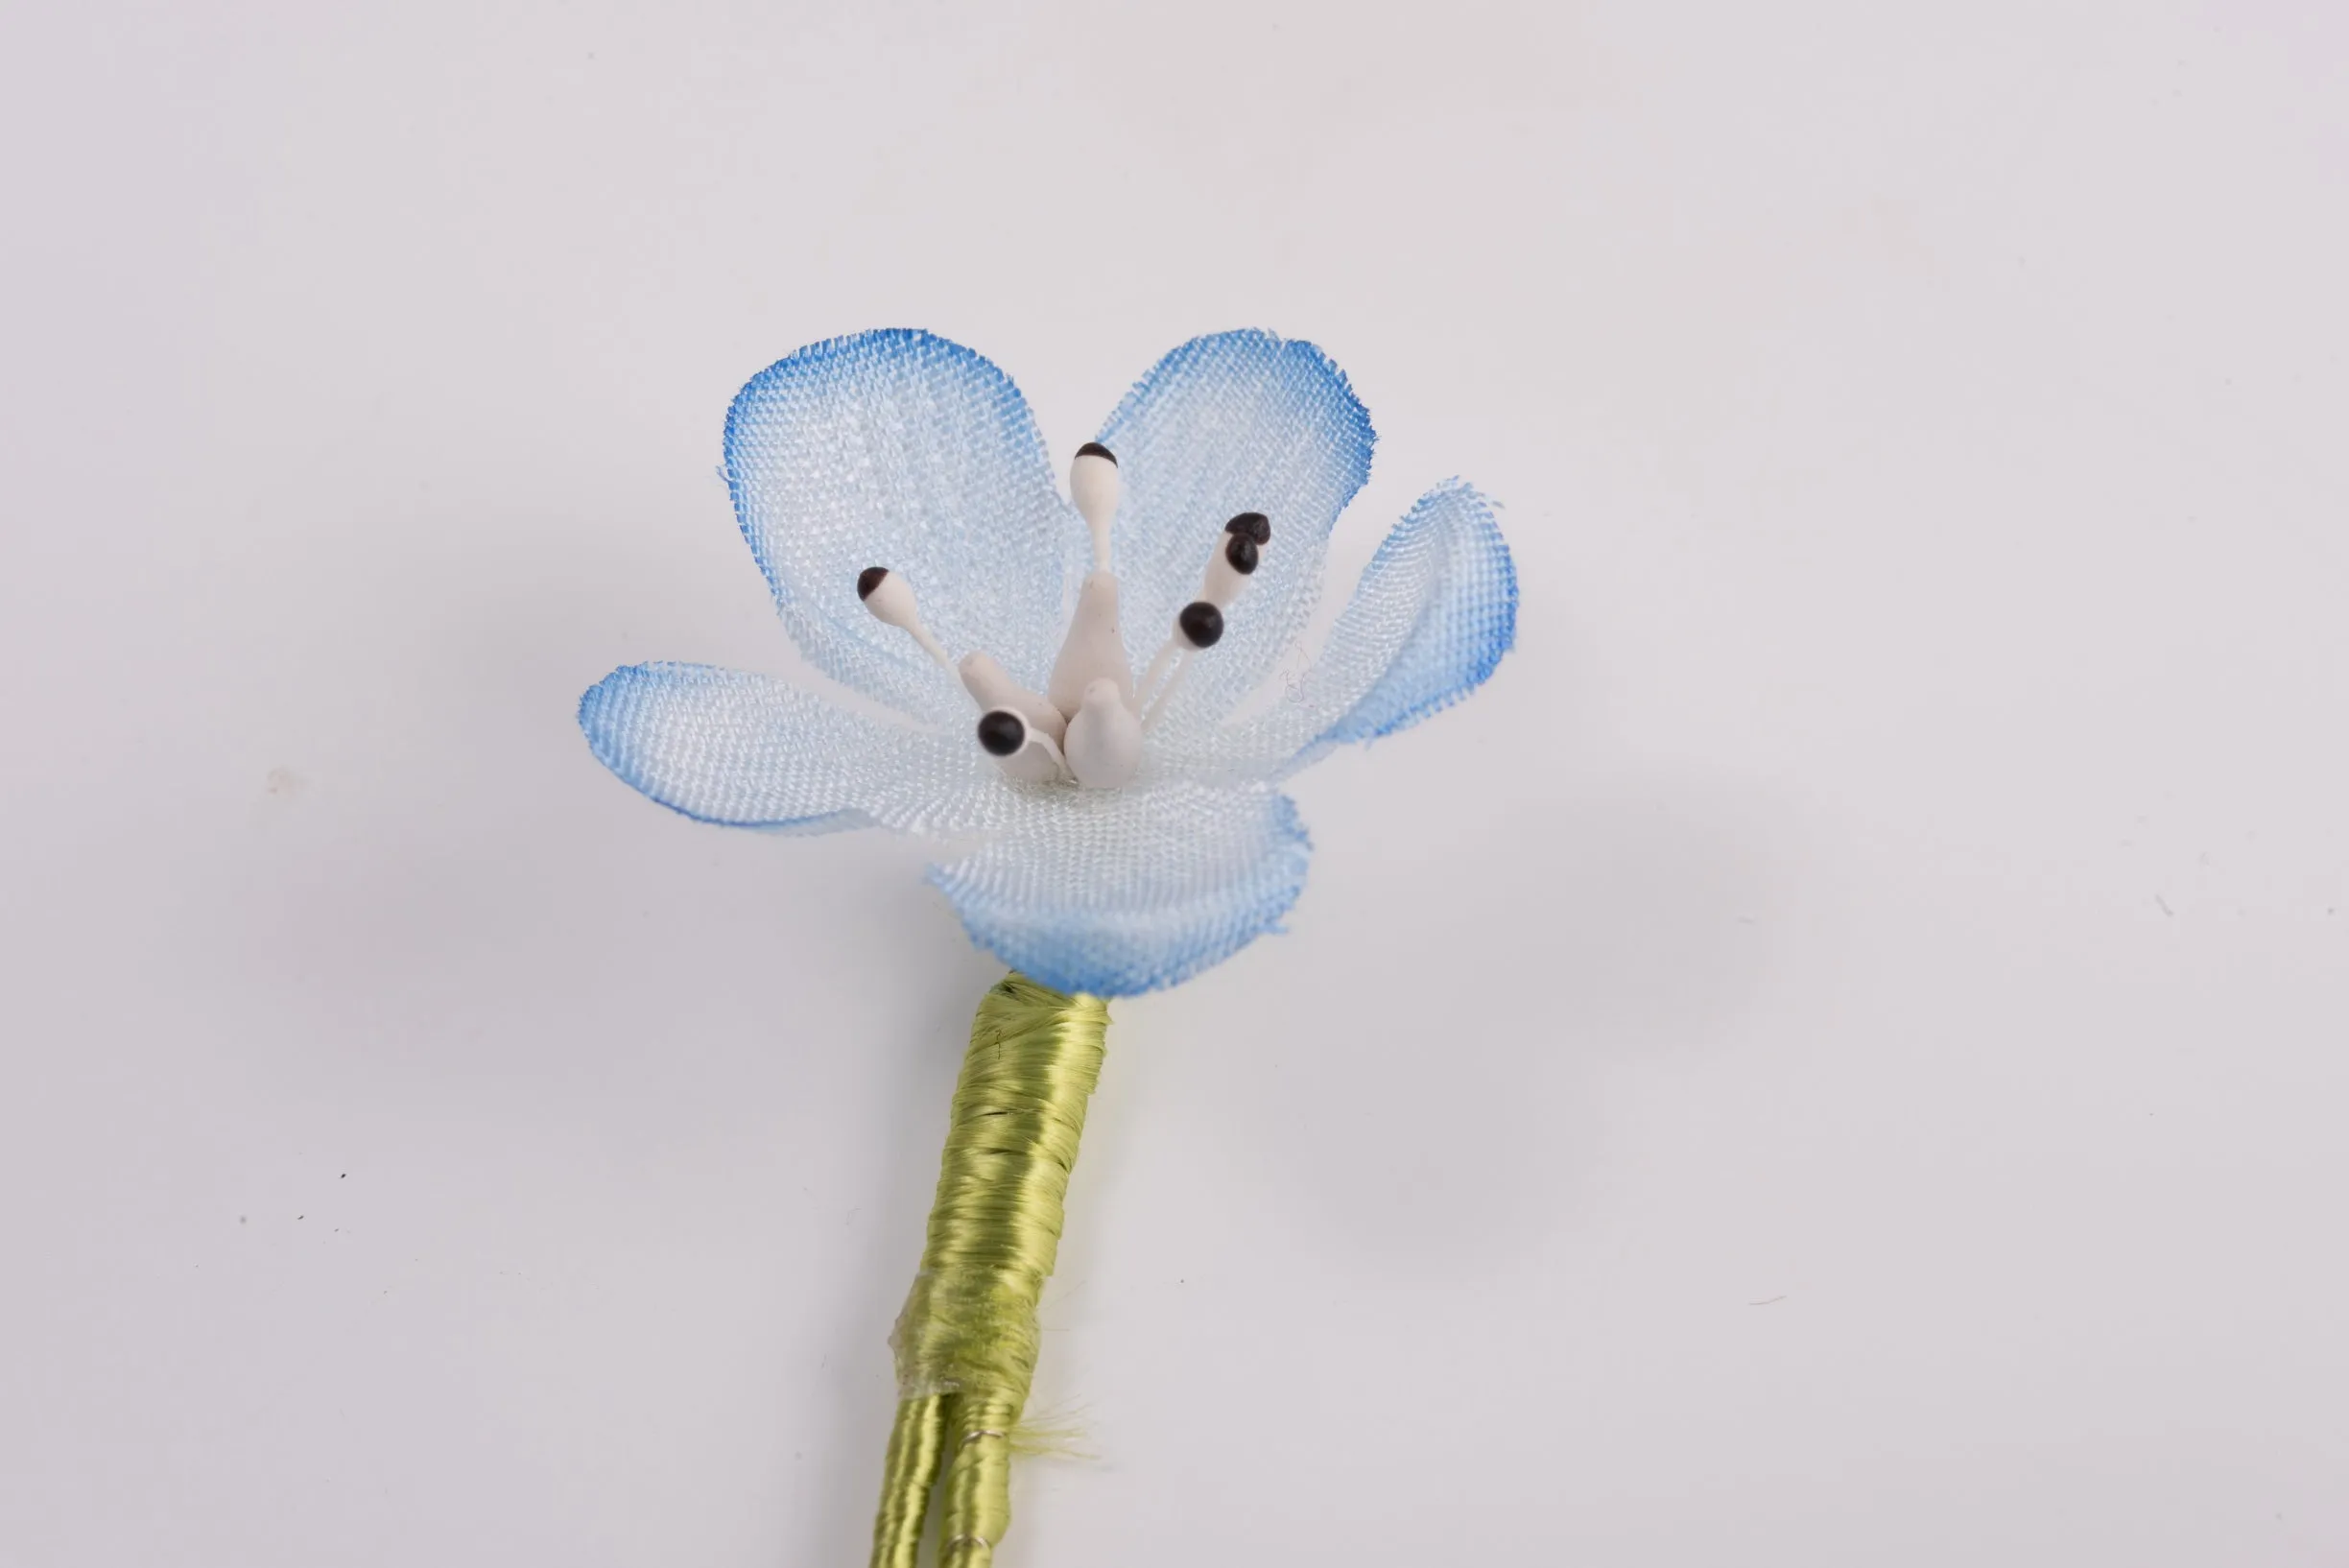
856, 444, 1269, 790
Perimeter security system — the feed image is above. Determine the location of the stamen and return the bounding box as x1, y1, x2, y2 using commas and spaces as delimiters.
975, 709, 1025, 756
1135, 641, 1181, 711
975, 707, 1069, 784
1176, 601, 1225, 648
1138, 517, 1267, 730
1141, 654, 1187, 729
960, 651, 1066, 744
1197, 524, 1263, 611
857, 566, 953, 669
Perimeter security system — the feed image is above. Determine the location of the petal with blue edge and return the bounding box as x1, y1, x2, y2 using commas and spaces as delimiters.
1190, 479, 1518, 780
725, 330, 1089, 723
580, 662, 1008, 835
926, 783, 1313, 997
1093, 331, 1375, 734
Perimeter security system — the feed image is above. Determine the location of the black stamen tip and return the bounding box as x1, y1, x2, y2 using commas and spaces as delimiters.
1076, 442, 1117, 465
856, 566, 890, 601
1225, 511, 1270, 546
976, 709, 1026, 757
1177, 601, 1224, 649
1223, 533, 1260, 575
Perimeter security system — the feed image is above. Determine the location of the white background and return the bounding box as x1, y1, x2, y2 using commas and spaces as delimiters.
4, 3, 2345, 1564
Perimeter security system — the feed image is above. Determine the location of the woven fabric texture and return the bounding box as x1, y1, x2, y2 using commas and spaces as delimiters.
1093, 331, 1375, 739
725, 330, 1088, 724
582, 329, 1516, 995
1199, 477, 1519, 782
926, 783, 1313, 1000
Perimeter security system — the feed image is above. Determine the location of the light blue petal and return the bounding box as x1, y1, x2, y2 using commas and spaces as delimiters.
579, 662, 1008, 834
1093, 331, 1375, 734
1191, 479, 1518, 779
725, 330, 1089, 723
926, 783, 1313, 997
1302, 479, 1519, 752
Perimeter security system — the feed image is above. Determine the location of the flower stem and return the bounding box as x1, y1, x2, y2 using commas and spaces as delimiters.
868, 974, 1108, 1568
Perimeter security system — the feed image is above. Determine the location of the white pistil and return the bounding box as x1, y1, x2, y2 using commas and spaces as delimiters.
1046, 569, 1133, 721
1071, 443, 1119, 571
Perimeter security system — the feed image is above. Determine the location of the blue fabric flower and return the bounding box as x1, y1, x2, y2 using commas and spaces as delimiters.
580, 329, 1517, 996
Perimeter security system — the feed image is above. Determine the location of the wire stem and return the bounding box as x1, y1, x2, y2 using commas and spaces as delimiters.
867, 974, 1109, 1568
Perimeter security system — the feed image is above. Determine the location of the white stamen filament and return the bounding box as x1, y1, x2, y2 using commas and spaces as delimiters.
961, 651, 1067, 745
1135, 639, 1181, 712
858, 568, 954, 669
1198, 545, 1249, 609
1142, 653, 1190, 731
1001, 722, 1073, 784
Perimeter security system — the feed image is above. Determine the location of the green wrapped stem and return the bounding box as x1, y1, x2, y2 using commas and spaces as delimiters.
868, 974, 1109, 1568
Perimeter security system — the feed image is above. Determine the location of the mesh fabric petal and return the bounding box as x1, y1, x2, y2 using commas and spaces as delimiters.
1093, 331, 1374, 736
725, 330, 1088, 723
926, 782, 1313, 997
581, 662, 1014, 835
1186, 479, 1518, 780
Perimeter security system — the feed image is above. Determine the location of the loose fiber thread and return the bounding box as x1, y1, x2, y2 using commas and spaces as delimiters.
869, 975, 1108, 1568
